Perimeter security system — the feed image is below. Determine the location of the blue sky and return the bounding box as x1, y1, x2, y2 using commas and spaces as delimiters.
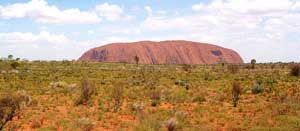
0, 0, 300, 62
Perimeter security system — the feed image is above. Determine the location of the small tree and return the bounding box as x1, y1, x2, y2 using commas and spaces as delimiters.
232, 81, 242, 107
251, 59, 256, 69
134, 55, 139, 65
7, 55, 13, 60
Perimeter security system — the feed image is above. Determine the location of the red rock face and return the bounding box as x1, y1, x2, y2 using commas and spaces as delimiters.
78, 40, 243, 64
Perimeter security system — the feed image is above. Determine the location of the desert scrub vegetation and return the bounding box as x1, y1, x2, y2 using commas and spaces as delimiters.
74, 118, 95, 131
110, 82, 124, 112
227, 64, 240, 74
232, 81, 242, 107
290, 64, 300, 76
75, 76, 96, 106
251, 59, 256, 69
1, 59, 300, 130
252, 81, 264, 94
0, 91, 31, 130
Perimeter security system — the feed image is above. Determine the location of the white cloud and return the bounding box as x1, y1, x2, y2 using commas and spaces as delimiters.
95, 3, 133, 21
192, 4, 205, 11
0, 31, 114, 60
0, 31, 77, 60
0, 31, 137, 60
192, 0, 294, 15
1, 0, 299, 62
0, 31, 68, 45
293, 2, 300, 10
97, 26, 141, 35
88, 30, 95, 35
142, 16, 188, 31
142, 6, 188, 31
139, 1, 300, 62
144, 6, 153, 16
0, 0, 101, 24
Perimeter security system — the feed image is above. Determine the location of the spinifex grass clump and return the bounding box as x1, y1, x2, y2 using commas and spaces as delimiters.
182, 64, 194, 73
252, 81, 264, 94
132, 103, 145, 121
149, 90, 161, 107
75, 118, 95, 131
174, 80, 191, 90
166, 118, 177, 131
232, 81, 242, 107
75, 76, 96, 106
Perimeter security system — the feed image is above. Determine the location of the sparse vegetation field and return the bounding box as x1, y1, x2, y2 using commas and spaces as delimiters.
1, 60, 300, 131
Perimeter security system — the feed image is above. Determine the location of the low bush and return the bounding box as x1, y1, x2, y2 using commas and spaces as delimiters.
290, 64, 300, 76
75, 76, 96, 106
10, 61, 20, 69
132, 103, 145, 121
149, 90, 161, 107
75, 118, 95, 131
192, 96, 206, 104
232, 81, 242, 107
0, 91, 31, 130
227, 64, 240, 74
111, 83, 124, 112
174, 80, 191, 90
166, 118, 177, 131
252, 82, 264, 94
182, 64, 194, 73
204, 71, 212, 81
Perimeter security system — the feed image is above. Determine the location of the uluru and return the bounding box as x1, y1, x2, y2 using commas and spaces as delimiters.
78, 40, 243, 64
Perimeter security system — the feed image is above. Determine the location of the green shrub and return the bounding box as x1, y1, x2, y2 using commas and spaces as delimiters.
174, 80, 191, 90
167, 88, 188, 104
252, 82, 264, 94
192, 96, 206, 104
266, 78, 277, 92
